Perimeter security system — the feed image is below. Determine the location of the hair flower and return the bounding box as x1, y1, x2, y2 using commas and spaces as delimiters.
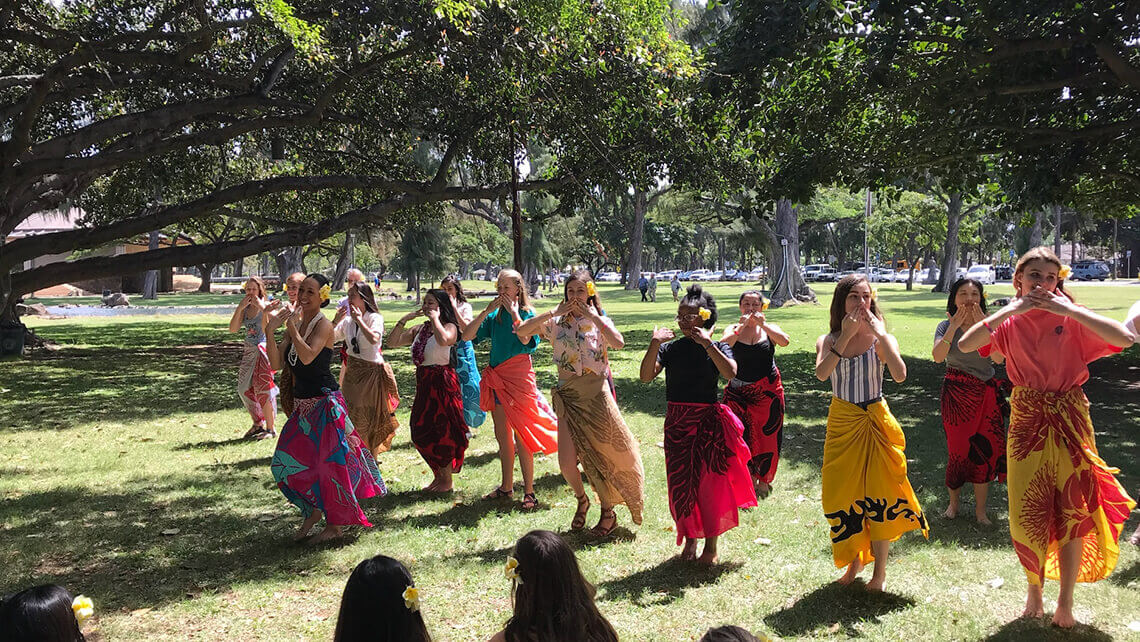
72, 595, 94, 626
761, 297, 770, 311
319, 283, 332, 302
698, 307, 711, 321
402, 586, 420, 612
1058, 264, 1072, 280
870, 288, 878, 302
505, 556, 522, 583
586, 282, 597, 297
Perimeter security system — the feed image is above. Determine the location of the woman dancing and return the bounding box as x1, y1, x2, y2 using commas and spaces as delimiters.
266, 274, 385, 544
228, 276, 278, 440
461, 269, 559, 510
814, 275, 927, 591
721, 290, 790, 499
640, 285, 756, 564
333, 282, 400, 456
932, 277, 1008, 524
517, 270, 645, 535
959, 247, 1135, 627
440, 275, 486, 433
388, 289, 469, 492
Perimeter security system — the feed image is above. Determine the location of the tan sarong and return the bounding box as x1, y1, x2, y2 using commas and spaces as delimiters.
340, 355, 400, 455
550, 373, 645, 524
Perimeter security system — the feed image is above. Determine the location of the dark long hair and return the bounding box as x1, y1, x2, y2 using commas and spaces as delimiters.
424, 289, 460, 368
828, 274, 881, 335
440, 275, 468, 304
305, 273, 332, 308
333, 556, 431, 642
679, 284, 718, 329
700, 625, 764, 642
564, 269, 603, 315
946, 278, 989, 316
349, 283, 379, 314
503, 530, 619, 642
0, 584, 86, 642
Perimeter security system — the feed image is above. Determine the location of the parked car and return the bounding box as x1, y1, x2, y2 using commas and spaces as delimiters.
688, 269, 711, 281
656, 269, 681, 281
966, 264, 996, 285
995, 264, 1012, 280
1071, 260, 1109, 281
956, 267, 967, 279
595, 271, 621, 282
803, 264, 830, 281
891, 269, 911, 283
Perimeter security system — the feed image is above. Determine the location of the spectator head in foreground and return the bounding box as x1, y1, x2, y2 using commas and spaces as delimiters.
0, 584, 89, 642
333, 555, 430, 642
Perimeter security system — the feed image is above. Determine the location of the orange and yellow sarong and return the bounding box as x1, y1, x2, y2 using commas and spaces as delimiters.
479, 354, 559, 455
1007, 387, 1135, 585
822, 397, 929, 568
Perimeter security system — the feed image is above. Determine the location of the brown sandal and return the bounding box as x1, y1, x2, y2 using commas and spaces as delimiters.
591, 509, 618, 537
571, 493, 590, 530
482, 486, 514, 501
521, 493, 538, 510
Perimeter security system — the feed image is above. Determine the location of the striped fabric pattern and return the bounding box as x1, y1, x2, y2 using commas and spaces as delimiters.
830, 341, 883, 404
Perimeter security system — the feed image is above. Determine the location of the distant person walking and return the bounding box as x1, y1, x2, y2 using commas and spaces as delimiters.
638, 274, 649, 302
648, 273, 658, 302
671, 274, 681, 301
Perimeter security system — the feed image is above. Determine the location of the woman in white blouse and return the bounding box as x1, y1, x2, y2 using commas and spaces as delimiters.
333, 283, 401, 456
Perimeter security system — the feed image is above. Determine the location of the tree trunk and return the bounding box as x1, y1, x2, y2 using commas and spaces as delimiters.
275, 246, 304, 280
1051, 204, 1062, 256
509, 129, 524, 271
197, 264, 215, 292
331, 232, 353, 290
934, 192, 963, 293
142, 230, 161, 300
1029, 210, 1043, 248
623, 188, 647, 290
232, 258, 244, 278
766, 199, 816, 307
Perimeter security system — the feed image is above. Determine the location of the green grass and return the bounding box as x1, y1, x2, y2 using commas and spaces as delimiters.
2, 282, 1139, 641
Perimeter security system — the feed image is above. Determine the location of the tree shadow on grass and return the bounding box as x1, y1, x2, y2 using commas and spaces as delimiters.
595, 557, 744, 607
763, 581, 915, 638
981, 618, 1112, 641
1108, 557, 1140, 588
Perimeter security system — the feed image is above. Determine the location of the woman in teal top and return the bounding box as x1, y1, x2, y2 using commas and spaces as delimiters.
461, 269, 559, 510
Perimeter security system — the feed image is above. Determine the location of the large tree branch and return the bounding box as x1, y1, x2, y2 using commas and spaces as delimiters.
1093, 41, 1140, 90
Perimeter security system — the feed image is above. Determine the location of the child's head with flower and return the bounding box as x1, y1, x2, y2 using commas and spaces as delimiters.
563, 270, 604, 315
677, 284, 718, 331
1013, 246, 1075, 301
498, 530, 618, 642
0, 584, 88, 641
334, 555, 431, 642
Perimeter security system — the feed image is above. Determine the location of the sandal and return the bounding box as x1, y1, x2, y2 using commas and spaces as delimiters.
571, 493, 590, 530
520, 492, 538, 510
254, 429, 276, 441
482, 486, 514, 501
591, 509, 618, 537
243, 424, 265, 439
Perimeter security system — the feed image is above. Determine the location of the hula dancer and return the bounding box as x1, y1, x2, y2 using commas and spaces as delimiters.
441, 275, 486, 433
640, 285, 757, 564
228, 276, 279, 440
959, 247, 1135, 627
721, 290, 789, 499
333, 282, 400, 456
932, 277, 1009, 524
814, 275, 928, 591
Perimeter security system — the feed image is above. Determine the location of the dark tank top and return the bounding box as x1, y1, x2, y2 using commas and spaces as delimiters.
288, 345, 339, 399
732, 338, 776, 382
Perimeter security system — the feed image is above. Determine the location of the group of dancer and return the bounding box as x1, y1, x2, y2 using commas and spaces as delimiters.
227, 245, 1136, 629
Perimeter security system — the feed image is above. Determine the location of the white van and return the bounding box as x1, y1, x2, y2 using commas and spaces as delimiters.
966, 264, 996, 285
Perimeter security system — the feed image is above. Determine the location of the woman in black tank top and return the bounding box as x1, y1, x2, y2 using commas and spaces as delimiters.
720, 291, 790, 499
266, 274, 385, 545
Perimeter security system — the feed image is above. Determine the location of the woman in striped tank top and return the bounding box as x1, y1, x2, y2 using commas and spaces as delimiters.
814, 275, 928, 591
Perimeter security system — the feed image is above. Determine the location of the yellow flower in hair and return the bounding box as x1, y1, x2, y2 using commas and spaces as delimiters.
698, 307, 711, 321
761, 298, 770, 311
1058, 264, 1072, 280
505, 555, 522, 583
402, 586, 420, 612
319, 283, 332, 301
72, 595, 94, 626
586, 282, 597, 297
870, 288, 878, 302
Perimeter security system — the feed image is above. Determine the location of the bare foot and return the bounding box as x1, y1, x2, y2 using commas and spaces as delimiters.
680, 539, 698, 561
754, 479, 771, 500
942, 504, 958, 519
294, 512, 321, 541
1021, 586, 1044, 619
866, 575, 885, 592
975, 512, 992, 526
1128, 524, 1140, 546
1051, 606, 1077, 628
696, 549, 719, 565
308, 525, 343, 545
837, 560, 863, 585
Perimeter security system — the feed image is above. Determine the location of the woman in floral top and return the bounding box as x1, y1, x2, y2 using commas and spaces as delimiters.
517, 271, 645, 535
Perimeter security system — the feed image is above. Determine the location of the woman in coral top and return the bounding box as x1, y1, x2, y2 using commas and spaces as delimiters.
959, 247, 1135, 628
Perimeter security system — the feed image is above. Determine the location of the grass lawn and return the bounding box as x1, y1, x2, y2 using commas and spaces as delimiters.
3, 281, 1139, 641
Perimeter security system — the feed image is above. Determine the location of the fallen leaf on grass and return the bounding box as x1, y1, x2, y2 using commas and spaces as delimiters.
753, 537, 772, 546
131, 608, 151, 617
257, 515, 277, 522
161, 528, 180, 536
195, 424, 206, 428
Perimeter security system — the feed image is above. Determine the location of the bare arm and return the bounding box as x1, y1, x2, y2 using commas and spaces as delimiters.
814, 334, 843, 381
1043, 296, 1135, 347
721, 323, 741, 347
689, 326, 736, 380
582, 303, 624, 349
875, 334, 907, 383
386, 311, 422, 349
959, 299, 1029, 353
640, 328, 672, 382
461, 296, 501, 342
427, 312, 458, 347
762, 322, 790, 347
350, 309, 381, 345
229, 296, 251, 333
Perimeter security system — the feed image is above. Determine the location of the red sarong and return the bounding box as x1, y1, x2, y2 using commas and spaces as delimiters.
722, 370, 785, 485
410, 365, 469, 472
940, 368, 1009, 489
664, 402, 757, 544
479, 354, 558, 454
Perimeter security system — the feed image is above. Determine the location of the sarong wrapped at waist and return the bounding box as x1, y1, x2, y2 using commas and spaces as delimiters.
410, 365, 469, 472
237, 342, 278, 423
822, 397, 928, 568
722, 369, 785, 485
940, 368, 1009, 489
479, 354, 558, 454
664, 402, 757, 544
271, 390, 385, 527
1007, 386, 1135, 585
551, 373, 645, 524
454, 340, 486, 429
340, 355, 400, 455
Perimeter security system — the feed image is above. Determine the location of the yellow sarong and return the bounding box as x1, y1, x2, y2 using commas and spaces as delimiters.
1007, 387, 1135, 585
822, 397, 929, 568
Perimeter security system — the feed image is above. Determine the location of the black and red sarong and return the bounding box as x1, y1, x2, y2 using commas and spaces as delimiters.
940, 367, 1009, 489
721, 369, 785, 484
410, 365, 469, 472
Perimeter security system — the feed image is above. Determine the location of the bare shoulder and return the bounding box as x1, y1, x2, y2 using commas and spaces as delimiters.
488, 631, 507, 642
